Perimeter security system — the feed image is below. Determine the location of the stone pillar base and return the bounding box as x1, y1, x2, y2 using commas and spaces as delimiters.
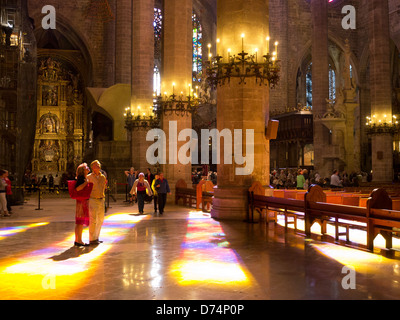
210, 186, 248, 221
371, 133, 393, 182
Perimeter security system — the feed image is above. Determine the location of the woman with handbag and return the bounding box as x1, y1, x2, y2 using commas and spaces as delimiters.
73, 163, 93, 247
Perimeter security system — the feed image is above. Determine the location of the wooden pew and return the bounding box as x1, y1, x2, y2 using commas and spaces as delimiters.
196, 180, 215, 212
249, 183, 400, 253
175, 179, 197, 208
249, 186, 305, 230
248, 181, 268, 222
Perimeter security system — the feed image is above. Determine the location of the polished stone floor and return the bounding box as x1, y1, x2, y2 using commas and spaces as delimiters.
0, 193, 400, 300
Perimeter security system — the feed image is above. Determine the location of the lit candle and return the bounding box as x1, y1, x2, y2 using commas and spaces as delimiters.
241, 33, 245, 52
255, 48, 258, 62
266, 36, 270, 54
275, 41, 278, 59
216, 38, 220, 56
208, 43, 211, 57
172, 82, 175, 95
228, 48, 231, 61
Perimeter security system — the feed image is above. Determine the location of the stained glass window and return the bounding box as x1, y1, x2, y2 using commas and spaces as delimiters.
154, 65, 161, 95
154, 8, 162, 95
305, 62, 337, 107
329, 64, 336, 101
306, 63, 312, 107
192, 13, 203, 83
154, 8, 162, 42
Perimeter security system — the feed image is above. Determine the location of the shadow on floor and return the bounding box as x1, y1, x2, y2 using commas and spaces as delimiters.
49, 244, 99, 261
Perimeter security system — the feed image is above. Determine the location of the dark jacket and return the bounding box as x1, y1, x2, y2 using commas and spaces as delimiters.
155, 178, 170, 194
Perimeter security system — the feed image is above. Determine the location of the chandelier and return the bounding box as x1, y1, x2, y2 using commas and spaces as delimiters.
365, 114, 399, 135
153, 90, 199, 117
124, 107, 159, 131
205, 35, 281, 89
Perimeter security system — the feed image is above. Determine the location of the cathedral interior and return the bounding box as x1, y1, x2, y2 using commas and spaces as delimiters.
1, 0, 400, 187
1, 0, 400, 303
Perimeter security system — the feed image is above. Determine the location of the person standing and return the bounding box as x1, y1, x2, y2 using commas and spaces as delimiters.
0, 170, 10, 217
87, 160, 107, 245
54, 174, 61, 194
125, 167, 136, 203
74, 163, 92, 247
151, 174, 159, 213
4, 171, 12, 213
296, 169, 305, 190
146, 168, 154, 186
330, 169, 342, 188
130, 173, 152, 214
154, 172, 171, 215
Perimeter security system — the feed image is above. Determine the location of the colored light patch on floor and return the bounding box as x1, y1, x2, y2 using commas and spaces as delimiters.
0, 213, 147, 300
170, 211, 250, 285
311, 242, 400, 274
0, 222, 49, 240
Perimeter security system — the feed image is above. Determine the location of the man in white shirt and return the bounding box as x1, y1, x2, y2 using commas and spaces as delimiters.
87, 160, 107, 245
330, 169, 342, 188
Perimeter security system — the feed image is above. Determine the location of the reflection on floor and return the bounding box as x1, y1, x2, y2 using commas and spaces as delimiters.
0, 198, 400, 300
170, 211, 250, 285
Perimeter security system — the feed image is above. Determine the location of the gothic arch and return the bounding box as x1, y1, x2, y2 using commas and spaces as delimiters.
32, 13, 94, 87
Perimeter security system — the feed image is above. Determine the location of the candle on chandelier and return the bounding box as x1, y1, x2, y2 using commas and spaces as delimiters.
266, 36, 270, 54
241, 33, 245, 52
275, 41, 278, 59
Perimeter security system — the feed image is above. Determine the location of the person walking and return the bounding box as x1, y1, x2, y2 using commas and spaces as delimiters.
0, 170, 10, 217
74, 163, 93, 247
154, 172, 171, 215
151, 174, 159, 213
130, 173, 152, 214
87, 160, 107, 245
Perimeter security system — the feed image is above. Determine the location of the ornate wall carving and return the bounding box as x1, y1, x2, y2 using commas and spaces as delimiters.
32, 56, 84, 175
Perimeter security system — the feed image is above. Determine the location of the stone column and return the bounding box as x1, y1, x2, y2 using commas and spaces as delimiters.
310, 0, 330, 178
129, 0, 155, 172
368, 0, 393, 182
161, 0, 193, 196
115, 0, 132, 84
210, 0, 270, 220
103, 0, 116, 87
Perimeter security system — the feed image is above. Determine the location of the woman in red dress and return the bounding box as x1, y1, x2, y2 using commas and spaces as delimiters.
74, 163, 91, 247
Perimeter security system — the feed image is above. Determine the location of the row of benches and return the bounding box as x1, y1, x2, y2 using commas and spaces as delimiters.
175, 179, 214, 212
271, 188, 400, 209
248, 182, 400, 253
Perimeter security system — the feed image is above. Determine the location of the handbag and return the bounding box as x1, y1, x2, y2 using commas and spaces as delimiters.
68, 180, 93, 200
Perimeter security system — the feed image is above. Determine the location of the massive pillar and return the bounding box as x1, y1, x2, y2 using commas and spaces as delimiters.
115, 0, 132, 84
368, 0, 393, 182
211, 0, 270, 220
129, 0, 155, 172
161, 0, 193, 196
310, 0, 330, 178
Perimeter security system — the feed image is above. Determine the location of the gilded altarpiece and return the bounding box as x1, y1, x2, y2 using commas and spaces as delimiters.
32, 57, 84, 175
